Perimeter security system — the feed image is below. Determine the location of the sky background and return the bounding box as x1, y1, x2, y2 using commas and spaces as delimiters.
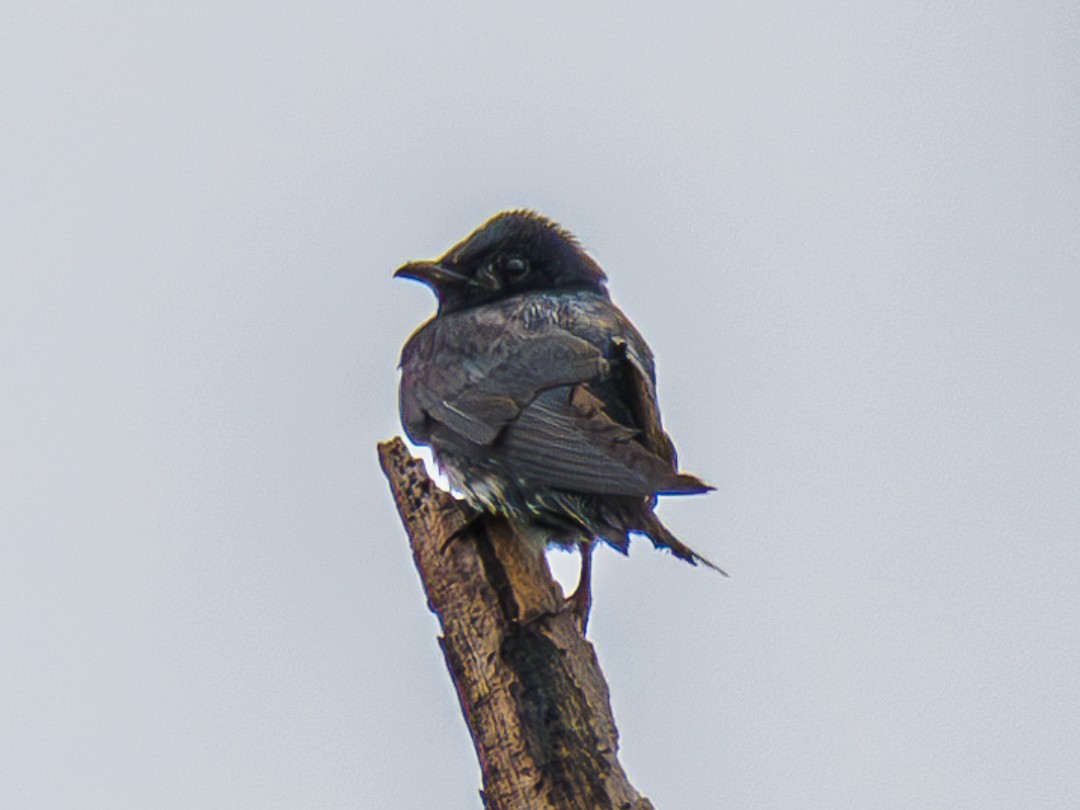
2, 2, 1078, 808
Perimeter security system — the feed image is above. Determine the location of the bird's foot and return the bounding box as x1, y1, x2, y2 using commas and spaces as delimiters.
563, 585, 592, 634
561, 540, 594, 634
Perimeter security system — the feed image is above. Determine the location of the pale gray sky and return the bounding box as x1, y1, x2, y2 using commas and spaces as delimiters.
2, 2, 1078, 808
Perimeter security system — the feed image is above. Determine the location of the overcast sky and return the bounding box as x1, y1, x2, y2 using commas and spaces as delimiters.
2, 2, 1078, 808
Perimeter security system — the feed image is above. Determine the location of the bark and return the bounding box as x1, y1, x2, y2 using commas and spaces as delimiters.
377, 437, 655, 810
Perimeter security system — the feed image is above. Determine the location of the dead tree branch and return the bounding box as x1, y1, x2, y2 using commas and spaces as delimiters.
377, 437, 654, 810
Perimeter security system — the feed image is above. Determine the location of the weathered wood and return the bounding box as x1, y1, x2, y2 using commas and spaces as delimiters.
377, 437, 655, 810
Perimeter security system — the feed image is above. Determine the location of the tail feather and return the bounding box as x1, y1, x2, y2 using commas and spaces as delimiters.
641, 512, 728, 576
659, 471, 715, 495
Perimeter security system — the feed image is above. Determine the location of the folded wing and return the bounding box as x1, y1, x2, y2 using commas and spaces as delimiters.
496, 385, 711, 496
409, 327, 711, 498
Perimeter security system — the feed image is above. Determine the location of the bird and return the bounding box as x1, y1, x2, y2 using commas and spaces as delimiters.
395, 210, 723, 630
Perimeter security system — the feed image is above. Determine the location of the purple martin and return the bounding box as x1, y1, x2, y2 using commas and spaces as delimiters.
395, 210, 723, 629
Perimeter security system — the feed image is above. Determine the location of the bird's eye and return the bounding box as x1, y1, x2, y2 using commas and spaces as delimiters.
503, 256, 530, 277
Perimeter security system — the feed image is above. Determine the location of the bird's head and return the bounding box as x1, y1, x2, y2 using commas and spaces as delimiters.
394, 210, 608, 313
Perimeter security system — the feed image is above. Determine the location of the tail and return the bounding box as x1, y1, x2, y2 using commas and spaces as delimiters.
641, 512, 728, 576
657, 471, 715, 496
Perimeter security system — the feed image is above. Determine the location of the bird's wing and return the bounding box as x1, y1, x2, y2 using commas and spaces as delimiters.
494, 384, 711, 496
423, 332, 610, 446
608, 335, 681, 469
409, 322, 710, 497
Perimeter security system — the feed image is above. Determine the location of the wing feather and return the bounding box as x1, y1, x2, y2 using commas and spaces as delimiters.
403, 306, 711, 497
495, 386, 710, 496
425, 332, 608, 445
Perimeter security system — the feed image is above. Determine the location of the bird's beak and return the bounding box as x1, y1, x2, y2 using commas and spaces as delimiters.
393, 260, 470, 287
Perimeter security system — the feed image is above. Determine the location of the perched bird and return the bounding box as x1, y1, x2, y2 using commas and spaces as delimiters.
395, 210, 723, 629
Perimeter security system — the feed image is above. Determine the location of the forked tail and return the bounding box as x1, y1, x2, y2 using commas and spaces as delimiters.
641, 512, 728, 576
